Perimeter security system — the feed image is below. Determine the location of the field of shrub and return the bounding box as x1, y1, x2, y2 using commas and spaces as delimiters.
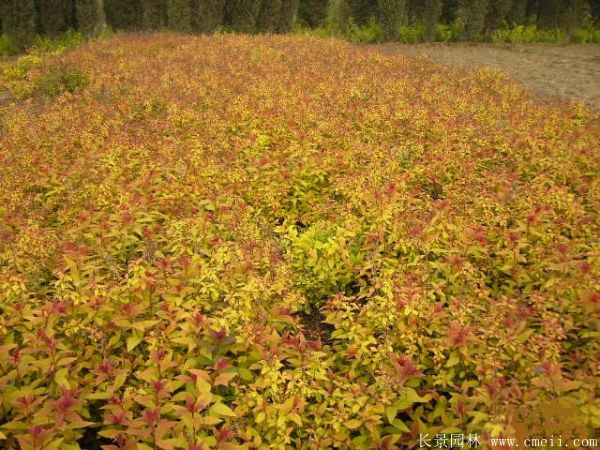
0, 33, 599, 449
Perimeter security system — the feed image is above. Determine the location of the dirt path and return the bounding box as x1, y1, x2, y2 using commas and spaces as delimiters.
369, 43, 600, 110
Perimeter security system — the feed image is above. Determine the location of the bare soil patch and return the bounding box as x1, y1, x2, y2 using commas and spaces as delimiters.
368, 43, 600, 109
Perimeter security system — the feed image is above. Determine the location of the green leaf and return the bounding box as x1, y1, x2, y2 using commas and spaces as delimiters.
45, 438, 64, 450
132, 320, 159, 332
518, 329, 535, 343
1, 420, 28, 431
239, 367, 254, 381
137, 444, 155, 450
54, 368, 71, 389
446, 352, 460, 368
385, 406, 397, 424
345, 419, 362, 430
126, 335, 142, 352
289, 413, 302, 427
209, 403, 236, 417
392, 418, 410, 433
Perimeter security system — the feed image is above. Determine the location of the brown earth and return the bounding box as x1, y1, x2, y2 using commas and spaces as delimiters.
368, 43, 600, 110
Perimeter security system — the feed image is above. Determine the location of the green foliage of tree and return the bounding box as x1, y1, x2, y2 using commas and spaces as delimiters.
485, 0, 512, 34
508, 0, 528, 25
1, 0, 37, 49
377, 0, 406, 40
537, 0, 564, 28
257, 0, 283, 31
277, 0, 299, 31
348, 0, 377, 24
193, 0, 226, 33
327, 0, 352, 32
591, 0, 600, 24
422, 0, 443, 39
406, 0, 443, 39
459, 0, 490, 39
225, 0, 262, 32
105, 0, 141, 30
167, 0, 193, 31
38, 0, 66, 36
142, 0, 167, 29
563, 0, 592, 30
75, 0, 101, 35
298, 0, 328, 27
441, 0, 459, 22
1, 0, 599, 45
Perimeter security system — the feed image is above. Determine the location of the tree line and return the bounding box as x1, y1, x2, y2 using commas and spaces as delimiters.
1, 0, 599, 49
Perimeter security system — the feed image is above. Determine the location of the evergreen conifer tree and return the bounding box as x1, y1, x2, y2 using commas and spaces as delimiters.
1, 0, 37, 49
225, 0, 261, 33
459, 0, 490, 39
377, 0, 406, 40
193, 0, 225, 33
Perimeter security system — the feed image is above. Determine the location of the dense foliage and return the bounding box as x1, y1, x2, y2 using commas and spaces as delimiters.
0, 34, 599, 449
1, 0, 600, 51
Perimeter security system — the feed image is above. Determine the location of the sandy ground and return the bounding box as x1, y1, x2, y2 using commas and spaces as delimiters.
369, 43, 600, 110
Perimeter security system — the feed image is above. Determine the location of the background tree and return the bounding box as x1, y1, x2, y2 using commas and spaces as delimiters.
537, 0, 564, 28
377, 0, 406, 40
326, 0, 352, 32
225, 0, 262, 33
563, 0, 591, 31
298, 0, 328, 27
257, 0, 283, 31
1, 0, 37, 49
38, 0, 66, 36
591, 0, 600, 25
406, 0, 444, 39
166, 0, 193, 31
142, 0, 167, 29
441, 0, 460, 22
105, 0, 141, 30
1, 0, 598, 45
193, 0, 226, 33
485, 0, 513, 34
348, 0, 377, 24
422, 0, 444, 40
75, 0, 102, 35
507, 0, 528, 25
277, 0, 299, 31
63, 0, 77, 29
459, 0, 490, 39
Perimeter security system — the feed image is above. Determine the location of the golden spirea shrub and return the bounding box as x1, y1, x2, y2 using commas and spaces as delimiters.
0, 34, 599, 449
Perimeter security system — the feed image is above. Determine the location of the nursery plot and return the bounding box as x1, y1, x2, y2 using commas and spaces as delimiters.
0, 34, 599, 449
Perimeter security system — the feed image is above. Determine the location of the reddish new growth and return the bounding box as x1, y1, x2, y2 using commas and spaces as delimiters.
392, 355, 423, 379
447, 322, 472, 348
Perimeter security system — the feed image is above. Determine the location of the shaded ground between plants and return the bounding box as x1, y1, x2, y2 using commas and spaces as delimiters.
368, 43, 600, 110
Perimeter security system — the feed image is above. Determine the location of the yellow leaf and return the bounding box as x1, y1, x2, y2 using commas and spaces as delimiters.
289, 413, 302, 427
385, 406, 397, 424
210, 403, 237, 417
446, 352, 460, 368
392, 419, 410, 433
127, 335, 142, 352
345, 419, 362, 430
54, 368, 70, 389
